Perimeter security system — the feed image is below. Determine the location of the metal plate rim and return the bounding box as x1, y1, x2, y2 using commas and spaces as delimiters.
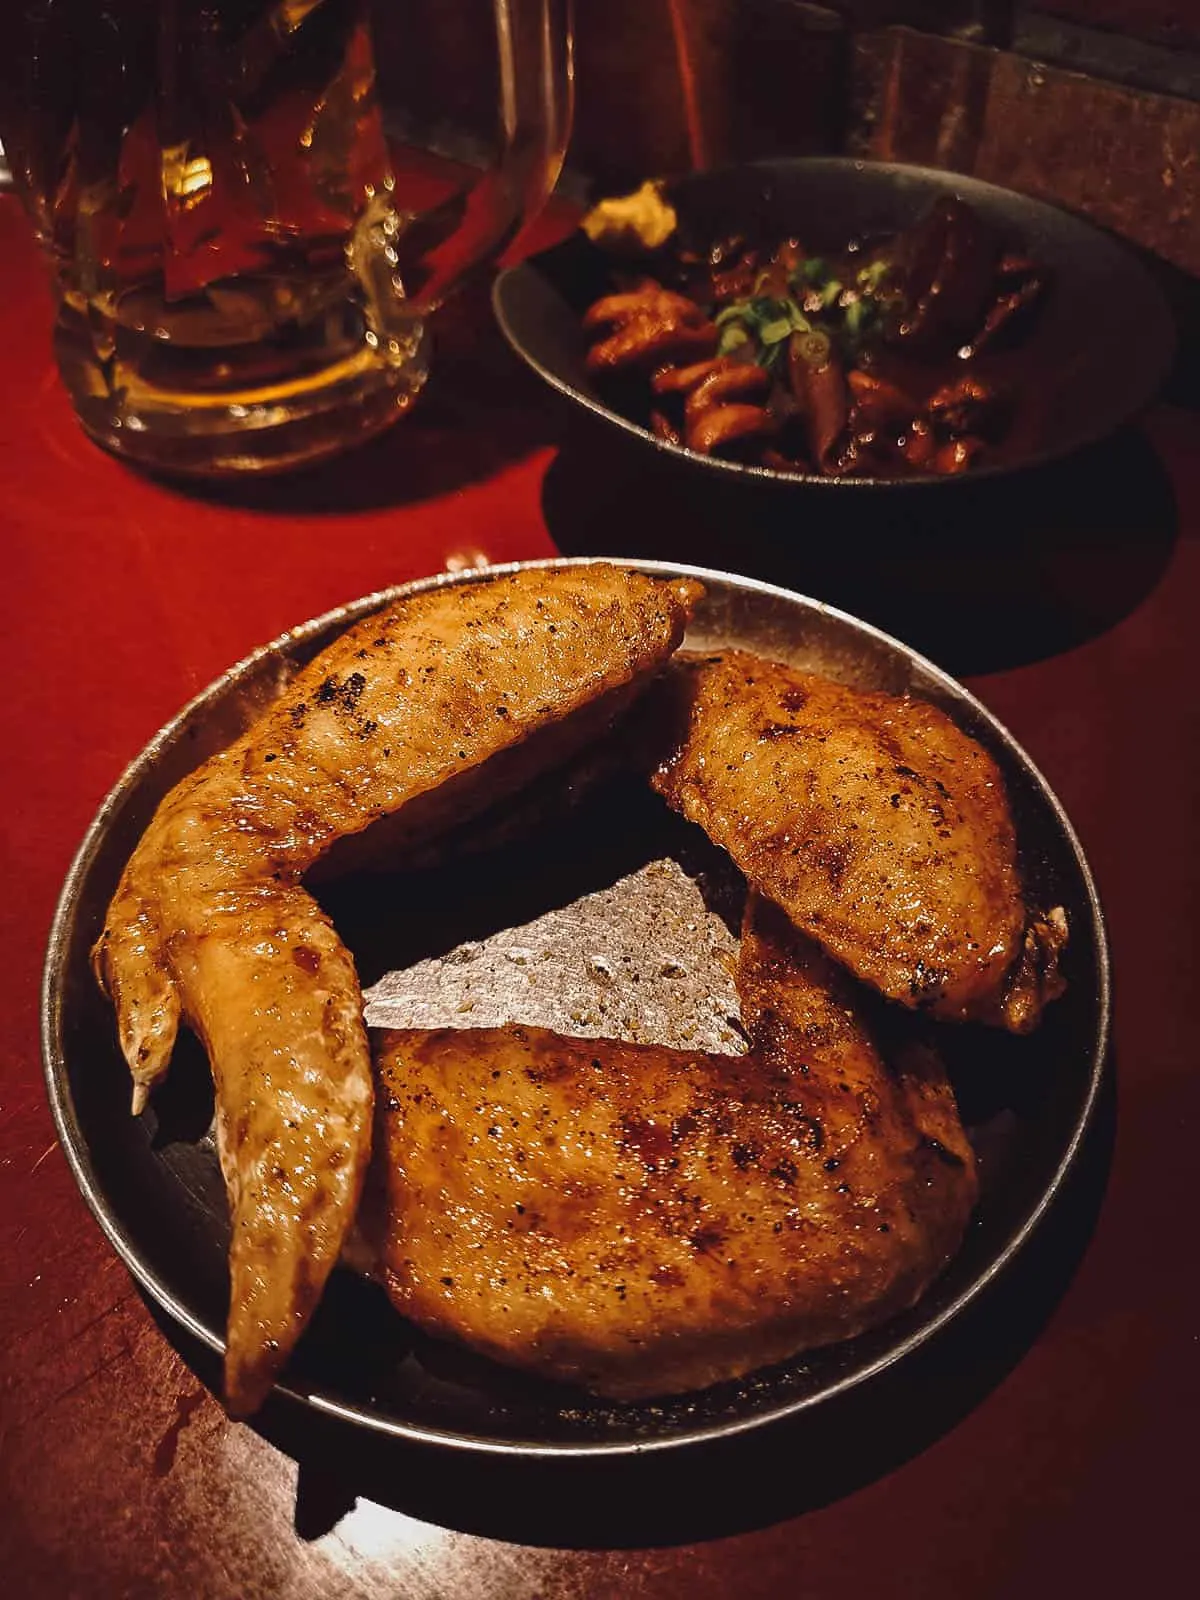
41, 555, 1112, 1458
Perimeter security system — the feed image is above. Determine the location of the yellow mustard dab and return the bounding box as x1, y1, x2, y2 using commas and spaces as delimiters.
582, 180, 678, 254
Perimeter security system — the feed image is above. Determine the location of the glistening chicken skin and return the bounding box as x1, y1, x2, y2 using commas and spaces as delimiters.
92, 566, 701, 1414
651, 652, 1067, 1031
366, 895, 977, 1399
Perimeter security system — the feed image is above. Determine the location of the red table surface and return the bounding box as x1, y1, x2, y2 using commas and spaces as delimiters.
2, 187, 1198, 1598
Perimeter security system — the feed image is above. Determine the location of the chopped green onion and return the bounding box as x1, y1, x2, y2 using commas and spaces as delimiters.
762, 340, 790, 374
759, 317, 795, 345
856, 258, 890, 293
709, 279, 828, 366
792, 328, 833, 367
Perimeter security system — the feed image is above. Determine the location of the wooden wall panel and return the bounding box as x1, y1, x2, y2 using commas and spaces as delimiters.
1035, 2, 1200, 53
365, 3, 1200, 273
853, 26, 1200, 273
570, 0, 848, 184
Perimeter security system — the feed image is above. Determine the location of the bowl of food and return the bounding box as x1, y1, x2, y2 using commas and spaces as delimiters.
493, 158, 1174, 487
42, 558, 1108, 1458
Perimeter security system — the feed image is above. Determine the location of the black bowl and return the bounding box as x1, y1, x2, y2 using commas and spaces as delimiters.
494, 157, 1175, 489
41, 558, 1109, 1461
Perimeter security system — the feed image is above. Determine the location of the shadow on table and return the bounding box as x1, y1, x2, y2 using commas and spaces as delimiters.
145, 1053, 1115, 1551
139, 282, 558, 516
1142, 241, 1200, 416
542, 421, 1177, 678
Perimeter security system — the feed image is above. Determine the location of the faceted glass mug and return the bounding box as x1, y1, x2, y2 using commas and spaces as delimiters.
0, 1, 573, 476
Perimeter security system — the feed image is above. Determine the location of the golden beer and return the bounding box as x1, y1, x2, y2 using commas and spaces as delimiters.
0, 1, 572, 474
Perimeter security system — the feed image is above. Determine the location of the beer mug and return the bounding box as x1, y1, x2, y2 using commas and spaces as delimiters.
0, 1, 573, 475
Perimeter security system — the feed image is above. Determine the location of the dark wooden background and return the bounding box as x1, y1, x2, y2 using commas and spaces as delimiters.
376, 1, 1200, 277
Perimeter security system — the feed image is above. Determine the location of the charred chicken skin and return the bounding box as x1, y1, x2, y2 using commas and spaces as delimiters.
651, 651, 1066, 1031
93, 566, 701, 1414
368, 895, 977, 1399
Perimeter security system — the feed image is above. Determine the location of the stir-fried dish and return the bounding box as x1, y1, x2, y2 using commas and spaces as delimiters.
580, 187, 1049, 478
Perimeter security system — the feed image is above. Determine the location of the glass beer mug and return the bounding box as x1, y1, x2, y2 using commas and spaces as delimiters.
0, 1, 573, 475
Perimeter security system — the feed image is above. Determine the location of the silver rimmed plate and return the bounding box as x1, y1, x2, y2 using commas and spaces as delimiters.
41, 558, 1109, 1457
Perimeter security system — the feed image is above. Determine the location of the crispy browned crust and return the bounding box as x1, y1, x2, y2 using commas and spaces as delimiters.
651, 651, 1065, 1030
370, 896, 976, 1400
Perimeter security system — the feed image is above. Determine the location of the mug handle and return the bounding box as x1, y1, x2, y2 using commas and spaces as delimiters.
351, 0, 573, 337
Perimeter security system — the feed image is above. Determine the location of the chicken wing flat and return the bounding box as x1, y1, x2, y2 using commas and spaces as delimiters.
93, 565, 701, 1414
651, 651, 1066, 1031
367, 894, 976, 1400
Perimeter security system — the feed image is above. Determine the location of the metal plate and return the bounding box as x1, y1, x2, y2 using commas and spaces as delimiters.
493, 157, 1175, 490
41, 558, 1109, 1457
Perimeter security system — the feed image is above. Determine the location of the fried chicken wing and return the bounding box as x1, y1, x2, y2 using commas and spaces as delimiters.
93, 565, 701, 1413
367, 895, 976, 1400
651, 651, 1066, 1030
